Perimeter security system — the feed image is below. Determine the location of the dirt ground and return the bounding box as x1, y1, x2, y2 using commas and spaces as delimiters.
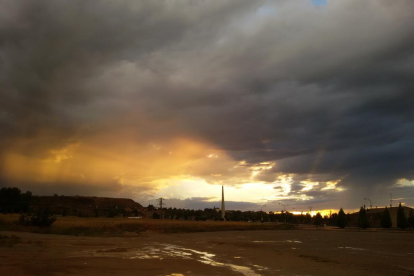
1, 228, 413, 276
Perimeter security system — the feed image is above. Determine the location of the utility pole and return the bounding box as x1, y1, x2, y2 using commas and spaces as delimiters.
157, 198, 165, 219
390, 193, 393, 208
260, 204, 266, 223
279, 202, 286, 223
364, 198, 373, 209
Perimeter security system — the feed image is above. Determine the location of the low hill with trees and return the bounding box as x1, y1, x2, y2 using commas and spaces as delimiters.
30, 195, 143, 217
1, 187, 143, 218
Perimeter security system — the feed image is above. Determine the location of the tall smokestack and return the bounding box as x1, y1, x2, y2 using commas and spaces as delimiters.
221, 185, 225, 220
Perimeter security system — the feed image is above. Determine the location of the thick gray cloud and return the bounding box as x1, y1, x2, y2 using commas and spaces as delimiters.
1, 0, 414, 209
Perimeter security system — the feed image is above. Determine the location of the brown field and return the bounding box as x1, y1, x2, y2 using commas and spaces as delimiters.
0, 214, 293, 236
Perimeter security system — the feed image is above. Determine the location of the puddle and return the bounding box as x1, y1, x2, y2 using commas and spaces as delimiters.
85, 243, 277, 276
253, 265, 272, 272
338, 247, 365, 251
253, 240, 302, 244
128, 243, 266, 276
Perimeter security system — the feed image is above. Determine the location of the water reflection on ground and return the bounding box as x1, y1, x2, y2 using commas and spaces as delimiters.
253, 240, 303, 244
130, 243, 266, 276
84, 241, 315, 276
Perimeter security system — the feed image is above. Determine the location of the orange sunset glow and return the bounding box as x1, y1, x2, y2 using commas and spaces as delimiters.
1, 0, 413, 213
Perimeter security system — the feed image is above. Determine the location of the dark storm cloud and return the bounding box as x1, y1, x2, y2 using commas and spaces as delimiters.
1, 0, 414, 208
0, 0, 254, 138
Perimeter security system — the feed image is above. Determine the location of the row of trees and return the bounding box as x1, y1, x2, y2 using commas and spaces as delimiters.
153, 204, 414, 230
0, 187, 56, 227
343, 203, 414, 230
380, 204, 414, 229
154, 206, 346, 225
0, 187, 32, 213
156, 206, 316, 223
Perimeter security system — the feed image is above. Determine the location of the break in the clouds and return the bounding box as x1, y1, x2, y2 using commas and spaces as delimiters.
1, 0, 413, 212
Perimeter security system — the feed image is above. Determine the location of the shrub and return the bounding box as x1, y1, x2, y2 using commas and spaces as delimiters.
18, 214, 32, 226
380, 207, 392, 228
19, 210, 56, 227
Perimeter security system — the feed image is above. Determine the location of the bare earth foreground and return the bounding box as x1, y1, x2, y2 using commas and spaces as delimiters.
1, 229, 413, 276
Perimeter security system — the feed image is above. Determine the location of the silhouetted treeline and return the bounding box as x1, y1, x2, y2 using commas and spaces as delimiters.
159, 207, 351, 226
0, 187, 32, 213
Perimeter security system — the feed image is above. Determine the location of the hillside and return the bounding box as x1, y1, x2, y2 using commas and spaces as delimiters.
30, 195, 143, 217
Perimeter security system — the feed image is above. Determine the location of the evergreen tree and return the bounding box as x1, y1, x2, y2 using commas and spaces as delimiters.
314, 212, 323, 227
380, 207, 392, 228
305, 213, 312, 224
337, 208, 347, 229
397, 203, 408, 229
358, 206, 369, 229
409, 210, 414, 229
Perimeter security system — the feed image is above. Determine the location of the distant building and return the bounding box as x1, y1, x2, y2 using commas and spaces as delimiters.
348, 206, 413, 228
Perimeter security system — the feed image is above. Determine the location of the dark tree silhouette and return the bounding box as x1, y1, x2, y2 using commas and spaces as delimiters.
305, 213, 312, 224
329, 213, 338, 226
380, 207, 392, 228
358, 206, 369, 229
397, 203, 408, 229
409, 210, 414, 229
337, 208, 347, 229
314, 212, 323, 227
0, 187, 32, 213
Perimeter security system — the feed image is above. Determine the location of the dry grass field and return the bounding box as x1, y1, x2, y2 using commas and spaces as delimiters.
0, 214, 294, 236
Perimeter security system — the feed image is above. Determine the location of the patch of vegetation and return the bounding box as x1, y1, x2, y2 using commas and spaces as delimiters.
19, 210, 56, 227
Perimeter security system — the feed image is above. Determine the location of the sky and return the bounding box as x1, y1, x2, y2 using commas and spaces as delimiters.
1, 0, 414, 214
